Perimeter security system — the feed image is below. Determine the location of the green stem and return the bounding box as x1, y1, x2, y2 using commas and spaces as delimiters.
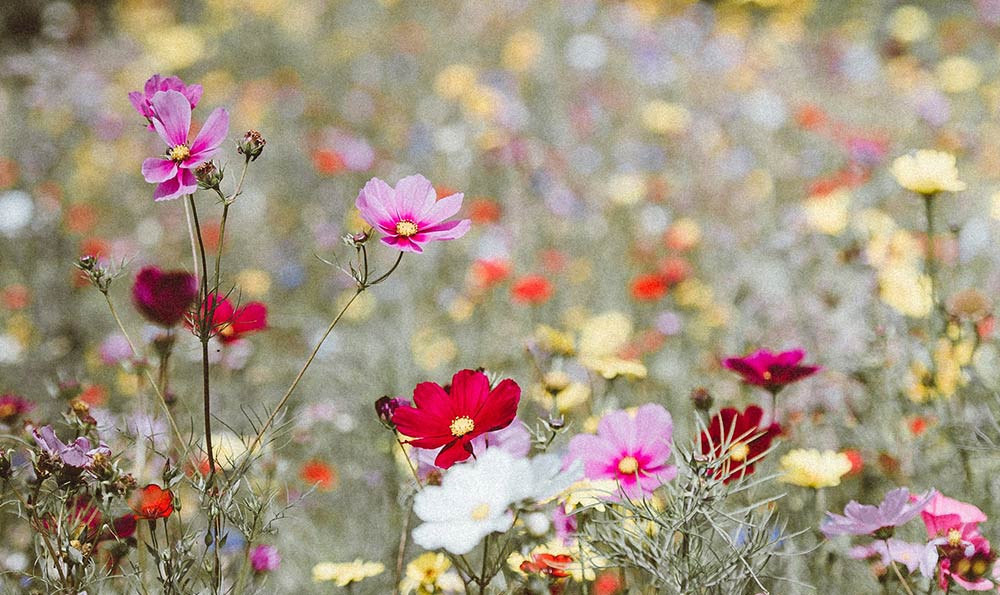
249, 288, 364, 453
885, 540, 916, 595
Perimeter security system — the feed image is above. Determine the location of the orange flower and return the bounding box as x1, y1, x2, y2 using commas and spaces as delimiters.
468, 198, 501, 224
842, 449, 864, 476
511, 275, 552, 305
470, 258, 511, 290
312, 149, 346, 175
130, 484, 174, 520
301, 459, 338, 491
630, 274, 667, 301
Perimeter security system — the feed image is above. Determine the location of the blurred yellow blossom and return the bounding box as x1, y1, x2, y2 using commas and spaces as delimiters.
534, 325, 576, 356
435, 64, 477, 100
888, 5, 931, 43
891, 150, 966, 195
779, 449, 852, 488
640, 100, 691, 134
878, 266, 932, 318
607, 173, 646, 205
236, 269, 271, 298
503, 30, 544, 72
563, 479, 619, 513
936, 57, 982, 94
803, 188, 850, 235
578, 312, 646, 379
312, 559, 385, 585
400, 552, 463, 594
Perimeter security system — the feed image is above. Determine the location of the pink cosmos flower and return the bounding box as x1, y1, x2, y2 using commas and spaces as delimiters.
566, 404, 677, 499
723, 349, 820, 394
849, 539, 933, 575
128, 74, 203, 130
355, 175, 471, 253
250, 544, 281, 573
921, 493, 987, 542
919, 493, 997, 590
821, 487, 935, 538
141, 90, 229, 201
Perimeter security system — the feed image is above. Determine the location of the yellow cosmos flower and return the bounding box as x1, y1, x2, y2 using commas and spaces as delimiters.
778, 449, 852, 488
400, 552, 463, 594
312, 559, 385, 586
891, 150, 966, 195
803, 188, 850, 236
577, 312, 647, 380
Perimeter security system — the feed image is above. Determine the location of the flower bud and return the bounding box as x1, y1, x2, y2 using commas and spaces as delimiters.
374, 396, 406, 430
195, 161, 224, 190
690, 387, 713, 411
238, 129, 266, 162
75, 255, 116, 293
342, 231, 370, 248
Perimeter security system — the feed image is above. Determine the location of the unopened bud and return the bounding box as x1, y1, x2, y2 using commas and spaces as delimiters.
342, 231, 370, 248
195, 161, 224, 190
375, 396, 406, 430
690, 387, 713, 411
238, 130, 266, 162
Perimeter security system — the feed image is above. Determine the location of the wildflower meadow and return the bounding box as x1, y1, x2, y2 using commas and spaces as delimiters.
5, 0, 1000, 593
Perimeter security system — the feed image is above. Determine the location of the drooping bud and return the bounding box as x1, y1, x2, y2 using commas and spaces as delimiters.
238, 130, 266, 162
375, 396, 406, 430
195, 160, 224, 190
690, 387, 713, 412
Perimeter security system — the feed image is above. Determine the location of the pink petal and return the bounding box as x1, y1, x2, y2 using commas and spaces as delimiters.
356, 177, 399, 228
153, 176, 183, 202
150, 91, 192, 147
597, 409, 636, 452
142, 158, 178, 183
413, 219, 471, 242
381, 235, 423, 253
420, 192, 464, 225
189, 108, 229, 157
394, 174, 436, 219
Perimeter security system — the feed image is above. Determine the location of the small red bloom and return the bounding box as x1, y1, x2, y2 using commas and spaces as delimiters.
0, 393, 33, 424
519, 553, 573, 578
200, 293, 268, 343
132, 266, 198, 327
300, 459, 338, 491
130, 484, 174, 520
843, 448, 864, 476
722, 349, 820, 394
699, 406, 781, 483
630, 274, 668, 301
392, 369, 520, 469
511, 275, 553, 305
470, 258, 511, 290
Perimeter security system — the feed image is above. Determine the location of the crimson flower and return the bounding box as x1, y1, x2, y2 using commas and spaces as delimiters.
723, 349, 820, 393
699, 405, 781, 483
0, 393, 33, 425
391, 369, 520, 469
132, 266, 198, 327
130, 484, 174, 520
200, 293, 267, 343
520, 553, 574, 579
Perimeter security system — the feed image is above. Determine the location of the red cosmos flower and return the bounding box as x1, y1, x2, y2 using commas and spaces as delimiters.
201, 293, 267, 343
130, 484, 174, 520
391, 369, 520, 469
132, 266, 198, 327
630, 274, 668, 301
511, 275, 553, 305
300, 459, 338, 491
699, 406, 781, 483
722, 349, 819, 394
520, 553, 573, 578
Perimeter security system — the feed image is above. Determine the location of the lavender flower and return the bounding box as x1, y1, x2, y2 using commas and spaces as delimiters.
32, 425, 110, 469
822, 487, 936, 538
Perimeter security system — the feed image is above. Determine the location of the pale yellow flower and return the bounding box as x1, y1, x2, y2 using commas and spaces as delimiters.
400, 552, 463, 594
891, 150, 966, 195
778, 449, 852, 488
578, 312, 647, 379
312, 559, 385, 586
803, 188, 850, 235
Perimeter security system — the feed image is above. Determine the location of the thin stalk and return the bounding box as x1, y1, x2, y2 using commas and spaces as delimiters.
184, 196, 200, 280
885, 540, 916, 595
102, 293, 184, 447
249, 288, 364, 453
391, 499, 414, 595
396, 438, 422, 489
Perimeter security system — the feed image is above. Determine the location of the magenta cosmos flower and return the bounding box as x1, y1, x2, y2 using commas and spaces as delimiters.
391, 369, 520, 469
723, 349, 820, 393
250, 544, 281, 573
141, 90, 229, 201
566, 404, 677, 499
132, 266, 198, 327
821, 487, 936, 538
355, 175, 471, 253
128, 74, 202, 130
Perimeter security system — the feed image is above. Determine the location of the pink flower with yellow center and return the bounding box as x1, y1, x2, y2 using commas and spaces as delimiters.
566, 404, 677, 499
140, 90, 229, 201
355, 175, 471, 253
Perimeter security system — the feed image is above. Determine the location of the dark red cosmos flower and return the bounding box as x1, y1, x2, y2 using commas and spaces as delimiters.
520, 553, 574, 578
699, 406, 781, 484
722, 349, 819, 393
201, 293, 267, 343
392, 369, 520, 469
0, 393, 33, 424
130, 484, 173, 520
132, 266, 198, 327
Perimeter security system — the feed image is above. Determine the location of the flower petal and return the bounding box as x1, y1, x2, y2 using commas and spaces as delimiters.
142, 158, 178, 183
189, 108, 230, 158
150, 90, 192, 147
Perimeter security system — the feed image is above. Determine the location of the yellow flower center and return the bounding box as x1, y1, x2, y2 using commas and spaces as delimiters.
0, 404, 15, 418
729, 442, 750, 462
948, 528, 963, 547
169, 144, 191, 162
395, 220, 419, 237
470, 503, 490, 521
449, 416, 475, 437
617, 456, 639, 475
762, 371, 772, 380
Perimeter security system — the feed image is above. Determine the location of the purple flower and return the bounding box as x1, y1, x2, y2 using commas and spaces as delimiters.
141, 90, 229, 202
32, 425, 110, 469
250, 544, 280, 573
128, 74, 203, 130
132, 266, 198, 327
355, 175, 471, 253
822, 487, 936, 538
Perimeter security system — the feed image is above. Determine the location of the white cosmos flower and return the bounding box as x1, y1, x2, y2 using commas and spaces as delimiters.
412, 449, 582, 555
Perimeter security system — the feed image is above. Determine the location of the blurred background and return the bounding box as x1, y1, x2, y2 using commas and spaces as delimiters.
3, 0, 1000, 591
